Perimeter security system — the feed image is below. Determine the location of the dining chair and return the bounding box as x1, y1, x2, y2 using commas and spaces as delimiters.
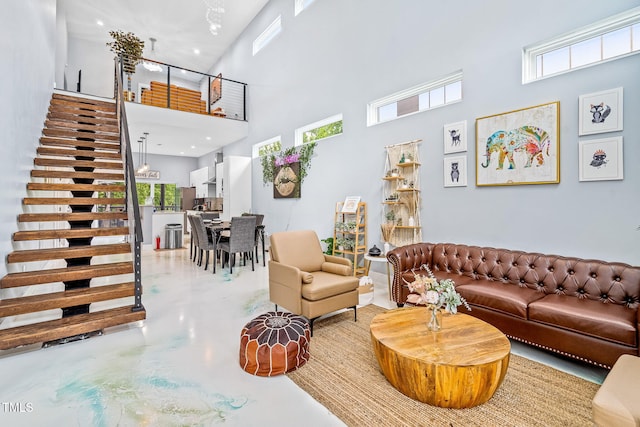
242, 212, 265, 265
201, 212, 219, 220
217, 216, 257, 274
192, 215, 216, 270
187, 215, 200, 263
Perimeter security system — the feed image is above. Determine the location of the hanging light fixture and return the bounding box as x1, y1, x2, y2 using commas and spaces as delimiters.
143, 38, 163, 72
141, 132, 150, 172
203, 0, 225, 36
136, 137, 145, 173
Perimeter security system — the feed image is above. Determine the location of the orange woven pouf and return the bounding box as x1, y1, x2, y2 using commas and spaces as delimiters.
239, 312, 310, 376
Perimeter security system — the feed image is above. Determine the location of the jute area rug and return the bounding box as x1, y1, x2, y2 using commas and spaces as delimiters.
287, 305, 600, 427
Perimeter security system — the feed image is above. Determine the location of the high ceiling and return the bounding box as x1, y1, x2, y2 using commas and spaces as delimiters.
60, 0, 269, 157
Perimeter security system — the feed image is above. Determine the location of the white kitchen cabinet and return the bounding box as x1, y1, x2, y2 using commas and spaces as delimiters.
189, 166, 212, 198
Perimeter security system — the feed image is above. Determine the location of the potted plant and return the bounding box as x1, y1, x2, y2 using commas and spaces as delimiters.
385, 210, 396, 223
106, 30, 145, 100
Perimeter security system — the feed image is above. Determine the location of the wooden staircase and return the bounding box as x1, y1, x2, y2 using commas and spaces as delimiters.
0, 92, 146, 350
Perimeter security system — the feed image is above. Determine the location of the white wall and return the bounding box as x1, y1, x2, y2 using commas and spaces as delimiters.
0, 0, 57, 281
135, 153, 198, 188
54, 1, 67, 90
66, 36, 113, 97
212, 0, 640, 265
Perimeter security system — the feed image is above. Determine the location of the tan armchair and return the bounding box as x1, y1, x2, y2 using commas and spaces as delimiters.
269, 230, 359, 334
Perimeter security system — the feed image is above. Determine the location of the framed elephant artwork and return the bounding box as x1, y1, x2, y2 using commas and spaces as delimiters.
475, 101, 560, 186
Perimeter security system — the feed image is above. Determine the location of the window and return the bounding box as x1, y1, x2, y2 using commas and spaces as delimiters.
366, 71, 463, 126
523, 7, 640, 83
253, 15, 282, 56
295, 0, 315, 16
295, 114, 343, 146
253, 136, 282, 159
154, 183, 178, 211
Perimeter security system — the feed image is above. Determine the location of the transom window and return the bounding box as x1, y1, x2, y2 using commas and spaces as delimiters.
523, 7, 640, 83
252, 136, 282, 159
367, 71, 463, 126
295, 114, 343, 146
253, 15, 282, 56
295, 0, 316, 16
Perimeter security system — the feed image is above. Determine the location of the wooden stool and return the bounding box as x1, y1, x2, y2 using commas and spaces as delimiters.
239, 312, 310, 376
592, 354, 640, 427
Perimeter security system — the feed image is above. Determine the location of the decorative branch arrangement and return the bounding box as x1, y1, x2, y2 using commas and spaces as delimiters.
106, 30, 145, 74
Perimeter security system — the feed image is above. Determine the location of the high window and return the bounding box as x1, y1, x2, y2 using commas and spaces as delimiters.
295, 0, 316, 16
367, 71, 463, 126
295, 114, 343, 146
523, 7, 640, 83
253, 15, 282, 56
253, 136, 282, 159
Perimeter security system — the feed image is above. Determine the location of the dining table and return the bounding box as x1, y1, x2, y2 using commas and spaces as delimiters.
205, 220, 266, 273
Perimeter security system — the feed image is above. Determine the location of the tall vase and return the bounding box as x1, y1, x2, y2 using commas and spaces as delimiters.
383, 242, 390, 255
427, 306, 442, 332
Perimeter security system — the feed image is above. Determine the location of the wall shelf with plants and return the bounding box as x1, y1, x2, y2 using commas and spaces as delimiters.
333, 201, 367, 277
382, 140, 422, 249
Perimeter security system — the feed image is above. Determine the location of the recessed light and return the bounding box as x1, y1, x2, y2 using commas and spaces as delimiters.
181, 69, 186, 74
206, 136, 211, 140
193, 48, 200, 55
180, 151, 185, 155
96, 20, 104, 26
190, 145, 196, 149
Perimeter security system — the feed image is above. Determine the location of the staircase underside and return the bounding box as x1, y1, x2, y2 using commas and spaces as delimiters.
0, 92, 145, 350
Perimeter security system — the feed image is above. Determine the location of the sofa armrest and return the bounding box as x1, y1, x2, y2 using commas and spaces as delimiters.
268, 261, 303, 292
386, 243, 435, 304
324, 254, 351, 266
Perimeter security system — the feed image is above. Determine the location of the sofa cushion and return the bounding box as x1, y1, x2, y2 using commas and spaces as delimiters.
456, 282, 546, 319
529, 294, 637, 347
301, 271, 358, 301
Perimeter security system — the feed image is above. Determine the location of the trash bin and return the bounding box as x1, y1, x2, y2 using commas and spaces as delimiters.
165, 223, 183, 249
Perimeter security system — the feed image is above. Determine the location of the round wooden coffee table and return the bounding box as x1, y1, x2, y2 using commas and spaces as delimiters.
370, 307, 510, 408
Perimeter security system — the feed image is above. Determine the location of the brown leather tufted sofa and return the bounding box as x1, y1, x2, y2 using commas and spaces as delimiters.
387, 242, 640, 368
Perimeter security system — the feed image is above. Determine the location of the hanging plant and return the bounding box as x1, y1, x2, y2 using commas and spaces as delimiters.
106, 30, 145, 74
261, 142, 316, 186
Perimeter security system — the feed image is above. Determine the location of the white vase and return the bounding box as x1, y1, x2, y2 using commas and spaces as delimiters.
408, 216, 415, 227
383, 242, 390, 254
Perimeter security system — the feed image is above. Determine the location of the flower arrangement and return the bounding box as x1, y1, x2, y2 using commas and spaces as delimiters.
260, 142, 316, 186
403, 265, 470, 314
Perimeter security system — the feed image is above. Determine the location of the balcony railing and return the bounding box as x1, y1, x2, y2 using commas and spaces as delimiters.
118, 56, 247, 121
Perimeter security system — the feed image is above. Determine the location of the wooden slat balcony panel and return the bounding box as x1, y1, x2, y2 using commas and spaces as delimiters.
0, 282, 136, 317
0, 262, 133, 288
37, 147, 122, 160
34, 158, 123, 169
13, 227, 129, 241
27, 183, 125, 192
7, 243, 131, 263
0, 305, 145, 350
18, 212, 128, 223
23, 197, 125, 206
31, 170, 124, 181
42, 128, 120, 142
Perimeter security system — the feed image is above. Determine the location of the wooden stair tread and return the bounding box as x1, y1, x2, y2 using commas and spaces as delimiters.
40, 136, 120, 151
27, 182, 125, 192
52, 93, 116, 107
48, 105, 117, 120
34, 158, 123, 169
0, 305, 145, 350
47, 111, 117, 126
23, 197, 125, 206
13, 227, 130, 241
44, 119, 119, 134
0, 283, 136, 318
18, 211, 128, 222
7, 242, 131, 263
31, 169, 125, 180
42, 128, 120, 142
50, 98, 116, 113
1, 261, 134, 288
37, 147, 122, 159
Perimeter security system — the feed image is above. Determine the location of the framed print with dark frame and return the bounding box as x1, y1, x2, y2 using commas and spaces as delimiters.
578, 136, 623, 182
444, 155, 467, 187
210, 73, 222, 106
475, 101, 560, 187
578, 87, 623, 136
443, 120, 467, 154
